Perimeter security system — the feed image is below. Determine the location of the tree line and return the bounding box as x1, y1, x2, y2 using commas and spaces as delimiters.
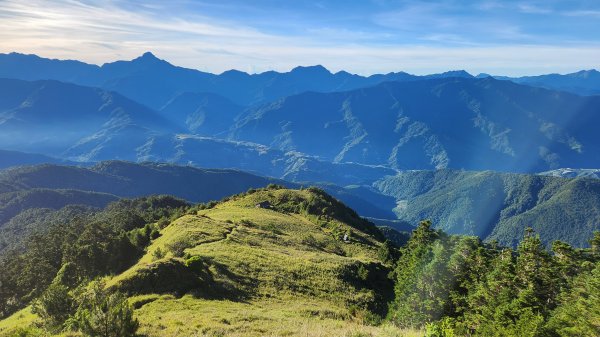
389, 220, 600, 337
1, 190, 599, 336
0, 195, 189, 335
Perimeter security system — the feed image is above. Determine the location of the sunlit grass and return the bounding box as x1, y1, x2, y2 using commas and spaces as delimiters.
134, 295, 422, 337
0, 307, 42, 336
106, 189, 398, 336
2, 188, 411, 337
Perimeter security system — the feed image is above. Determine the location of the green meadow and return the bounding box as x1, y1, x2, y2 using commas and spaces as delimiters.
0, 187, 421, 336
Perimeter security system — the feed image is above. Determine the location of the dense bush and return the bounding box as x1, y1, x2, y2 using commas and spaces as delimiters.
32, 282, 76, 332
390, 221, 600, 337
32, 278, 138, 336
114, 258, 200, 295
0, 195, 188, 318
70, 280, 138, 337
546, 263, 600, 337
165, 237, 194, 257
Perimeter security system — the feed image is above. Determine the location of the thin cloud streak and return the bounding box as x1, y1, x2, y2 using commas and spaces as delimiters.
517, 3, 553, 14
565, 10, 600, 18
0, 0, 598, 76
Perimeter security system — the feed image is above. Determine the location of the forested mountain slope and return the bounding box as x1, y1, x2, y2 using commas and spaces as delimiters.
374, 169, 600, 247
232, 77, 600, 172
1, 188, 598, 337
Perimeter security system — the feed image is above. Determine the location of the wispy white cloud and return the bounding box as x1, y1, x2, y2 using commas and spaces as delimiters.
517, 3, 553, 14
477, 1, 506, 11
372, 2, 458, 32
564, 10, 600, 18
0, 0, 279, 68
370, 2, 539, 44
0, 0, 598, 76
419, 34, 475, 45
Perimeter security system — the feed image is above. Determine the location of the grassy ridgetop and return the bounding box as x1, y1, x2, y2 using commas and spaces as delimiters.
108, 187, 395, 336
0, 187, 418, 336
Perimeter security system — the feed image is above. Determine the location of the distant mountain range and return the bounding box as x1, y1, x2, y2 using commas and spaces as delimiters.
0, 52, 436, 109
2, 75, 600, 175
0, 78, 176, 154
0, 149, 70, 169
232, 78, 600, 172
1, 52, 600, 247
491, 69, 600, 96
0, 160, 395, 220
1, 161, 598, 248
1, 52, 598, 111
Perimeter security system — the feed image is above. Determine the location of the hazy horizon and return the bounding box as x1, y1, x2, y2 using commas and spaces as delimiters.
1, 0, 599, 76
3, 50, 599, 78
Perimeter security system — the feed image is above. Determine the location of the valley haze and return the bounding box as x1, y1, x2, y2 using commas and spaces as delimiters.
1, 0, 600, 336
1, 50, 600, 248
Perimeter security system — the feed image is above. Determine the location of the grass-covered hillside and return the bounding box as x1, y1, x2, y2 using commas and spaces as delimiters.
0, 161, 282, 258
2, 186, 598, 337
374, 169, 600, 247
0, 187, 417, 337
0, 161, 397, 258
0, 160, 395, 218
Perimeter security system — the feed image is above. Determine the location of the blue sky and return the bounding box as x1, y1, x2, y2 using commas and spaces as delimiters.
1, 0, 599, 76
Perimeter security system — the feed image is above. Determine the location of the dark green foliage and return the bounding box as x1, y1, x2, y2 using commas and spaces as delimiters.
62, 221, 139, 278
591, 231, 600, 256
393, 225, 600, 336
193, 200, 219, 210
184, 255, 205, 272
376, 240, 400, 265
375, 170, 600, 248
514, 229, 558, 314
129, 223, 161, 249
0, 192, 115, 254
32, 277, 138, 337
95, 195, 189, 230
71, 280, 139, 337
390, 220, 455, 328
165, 237, 193, 257
340, 261, 395, 316
152, 247, 166, 260
53, 262, 82, 289
377, 226, 412, 247
0, 195, 188, 318
268, 186, 385, 241
157, 217, 170, 229
551, 240, 582, 284
112, 259, 201, 296
547, 263, 600, 337
0, 216, 83, 317
32, 282, 76, 332
0, 188, 117, 227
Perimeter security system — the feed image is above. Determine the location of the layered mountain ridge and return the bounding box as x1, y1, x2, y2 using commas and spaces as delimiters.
232, 78, 600, 172
2, 52, 598, 111
2, 75, 599, 174
1, 52, 600, 249
0, 161, 598, 248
